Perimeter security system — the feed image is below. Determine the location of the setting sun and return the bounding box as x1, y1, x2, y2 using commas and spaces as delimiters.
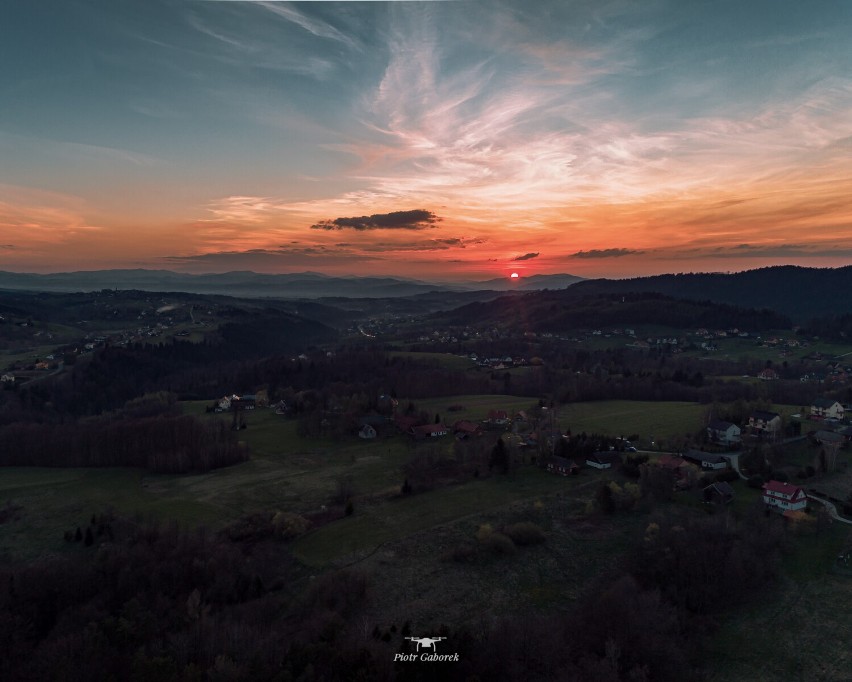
510, 272, 519, 279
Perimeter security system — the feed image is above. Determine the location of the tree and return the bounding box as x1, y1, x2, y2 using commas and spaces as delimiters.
490, 438, 509, 474
596, 483, 616, 515
84, 527, 94, 547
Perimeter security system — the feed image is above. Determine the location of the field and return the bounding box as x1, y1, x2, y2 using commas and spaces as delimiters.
707, 524, 852, 682
0, 396, 714, 561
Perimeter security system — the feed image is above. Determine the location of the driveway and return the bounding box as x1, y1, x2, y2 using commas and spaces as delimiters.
807, 494, 852, 525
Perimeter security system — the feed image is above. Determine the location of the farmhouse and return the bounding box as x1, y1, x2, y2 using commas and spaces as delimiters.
657, 454, 693, 480
814, 430, 844, 446
758, 368, 778, 381
703, 481, 735, 505
748, 410, 782, 433
706, 420, 741, 445
546, 456, 579, 476
358, 424, 377, 439
682, 449, 728, 470
411, 423, 448, 439
487, 410, 510, 426
811, 398, 845, 421
586, 452, 623, 469
762, 480, 807, 512
452, 420, 482, 439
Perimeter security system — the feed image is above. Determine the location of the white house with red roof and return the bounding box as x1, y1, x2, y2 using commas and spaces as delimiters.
761, 480, 807, 512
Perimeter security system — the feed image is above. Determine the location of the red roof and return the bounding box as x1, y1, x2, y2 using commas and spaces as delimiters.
658, 454, 687, 469
762, 480, 805, 497
488, 410, 508, 420
412, 423, 448, 436
453, 420, 480, 433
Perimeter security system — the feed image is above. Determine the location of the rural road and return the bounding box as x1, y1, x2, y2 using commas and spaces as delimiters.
724, 452, 748, 480
806, 494, 852, 525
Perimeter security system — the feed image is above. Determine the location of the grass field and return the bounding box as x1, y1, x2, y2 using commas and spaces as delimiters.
291, 467, 600, 567
556, 399, 707, 444
707, 524, 852, 682
390, 351, 475, 371
0, 396, 709, 560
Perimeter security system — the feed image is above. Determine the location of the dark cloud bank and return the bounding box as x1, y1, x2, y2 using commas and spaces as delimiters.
311, 209, 440, 231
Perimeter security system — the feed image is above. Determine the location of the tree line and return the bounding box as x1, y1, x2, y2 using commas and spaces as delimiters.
0, 413, 247, 473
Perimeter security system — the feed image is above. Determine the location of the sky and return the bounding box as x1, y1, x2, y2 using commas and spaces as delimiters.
1, 0, 851, 281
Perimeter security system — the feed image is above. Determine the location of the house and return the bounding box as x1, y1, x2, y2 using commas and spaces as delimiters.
395, 415, 419, 434
547, 456, 579, 476
358, 424, 377, 439
586, 452, 623, 469
811, 398, 845, 421
217, 396, 232, 411
236, 394, 256, 410
758, 368, 779, 381
703, 481, 735, 505
0, 374, 14, 384
707, 420, 741, 445
762, 480, 807, 512
411, 423, 448, 439
487, 410, 510, 426
814, 430, 844, 446
657, 454, 701, 485
453, 420, 482, 439
682, 449, 729, 470
748, 410, 782, 433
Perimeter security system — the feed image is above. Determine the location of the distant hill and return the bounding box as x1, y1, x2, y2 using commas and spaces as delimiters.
438, 290, 791, 333
570, 266, 852, 322
0, 269, 585, 299
0, 270, 450, 298
459, 273, 586, 291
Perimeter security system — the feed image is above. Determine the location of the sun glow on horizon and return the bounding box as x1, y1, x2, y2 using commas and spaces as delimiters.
510, 272, 519, 279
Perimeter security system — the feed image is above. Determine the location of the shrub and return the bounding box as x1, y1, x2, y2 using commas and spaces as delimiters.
272, 512, 311, 540
715, 469, 739, 483
747, 474, 764, 489
475, 523, 494, 543
441, 543, 477, 563
503, 522, 546, 546
486, 532, 516, 555
770, 470, 789, 483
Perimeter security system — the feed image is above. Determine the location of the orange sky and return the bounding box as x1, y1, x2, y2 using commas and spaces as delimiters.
2, 1, 851, 280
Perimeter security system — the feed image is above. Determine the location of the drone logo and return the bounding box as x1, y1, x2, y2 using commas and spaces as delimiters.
405, 636, 446, 652
394, 635, 459, 662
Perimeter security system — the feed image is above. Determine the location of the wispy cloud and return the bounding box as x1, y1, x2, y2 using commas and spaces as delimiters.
570, 248, 644, 259
512, 252, 539, 261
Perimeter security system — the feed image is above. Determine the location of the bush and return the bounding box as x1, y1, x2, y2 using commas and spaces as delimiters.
503, 522, 546, 546
272, 512, 311, 540
770, 470, 789, 483
715, 469, 739, 483
441, 543, 477, 563
747, 474, 764, 489
486, 532, 517, 555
